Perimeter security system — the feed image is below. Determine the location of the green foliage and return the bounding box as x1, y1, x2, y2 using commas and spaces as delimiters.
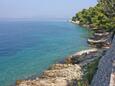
100, 0, 115, 17
83, 58, 100, 84
72, 1, 115, 31
77, 80, 89, 86
72, 58, 100, 86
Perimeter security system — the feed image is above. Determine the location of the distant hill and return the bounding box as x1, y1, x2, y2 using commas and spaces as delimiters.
72, 0, 115, 32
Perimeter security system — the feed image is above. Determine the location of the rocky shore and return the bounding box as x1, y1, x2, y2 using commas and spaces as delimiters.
16, 49, 103, 86
17, 64, 82, 86
16, 21, 114, 86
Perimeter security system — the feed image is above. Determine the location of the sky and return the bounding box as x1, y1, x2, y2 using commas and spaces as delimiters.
0, 0, 97, 20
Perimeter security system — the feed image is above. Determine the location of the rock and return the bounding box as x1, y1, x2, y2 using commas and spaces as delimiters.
17, 64, 83, 86
42, 64, 82, 80
18, 77, 68, 86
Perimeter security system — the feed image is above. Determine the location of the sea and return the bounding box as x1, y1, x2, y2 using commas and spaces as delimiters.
0, 20, 89, 86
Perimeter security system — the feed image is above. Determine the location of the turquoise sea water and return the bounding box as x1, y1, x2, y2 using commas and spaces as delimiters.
0, 21, 89, 86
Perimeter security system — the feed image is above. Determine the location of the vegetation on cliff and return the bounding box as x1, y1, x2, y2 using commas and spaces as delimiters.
72, 0, 115, 31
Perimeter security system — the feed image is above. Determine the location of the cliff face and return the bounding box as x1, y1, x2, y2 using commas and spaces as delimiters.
91, 36, 115, 86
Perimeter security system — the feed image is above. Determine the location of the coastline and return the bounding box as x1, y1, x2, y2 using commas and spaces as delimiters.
16, 20, 114, 86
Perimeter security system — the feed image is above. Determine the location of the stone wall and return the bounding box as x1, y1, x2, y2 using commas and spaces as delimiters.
91, 36, 115, 86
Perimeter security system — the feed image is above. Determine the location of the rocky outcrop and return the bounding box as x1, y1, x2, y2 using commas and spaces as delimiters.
41, 64, 82, 80
70, 20, 80, 24
87, 30, 112, 49
65, 49, 103, 65
94, 32, 109, 37
17, 64, 83, 86
87, 38, 108, 44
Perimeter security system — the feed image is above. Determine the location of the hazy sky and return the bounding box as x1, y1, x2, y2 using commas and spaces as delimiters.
0, 0, 97, 20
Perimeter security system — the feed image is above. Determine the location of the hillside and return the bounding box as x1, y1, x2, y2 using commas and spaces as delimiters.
72, 0, 115, 31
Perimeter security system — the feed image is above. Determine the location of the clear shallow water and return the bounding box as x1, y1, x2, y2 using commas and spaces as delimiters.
0, 21, 89, 86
